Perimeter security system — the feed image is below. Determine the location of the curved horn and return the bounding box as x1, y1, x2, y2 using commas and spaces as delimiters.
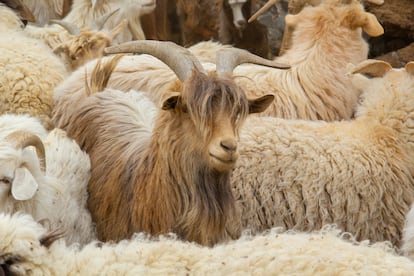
50, 19, 80, 35
4, 131, 46, 172
216, 48, 290, 76
91, 8, 120, 30
248, 0, 279, 23
104, 40, 206, 81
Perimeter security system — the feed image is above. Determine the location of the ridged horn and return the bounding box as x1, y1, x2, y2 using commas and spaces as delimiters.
216, 48, 290, 76
91, 8, 120, 30
50, 19, 80, 35
4, 131, 46, 172
248, 0, 279, 23
104, 40, 206, 81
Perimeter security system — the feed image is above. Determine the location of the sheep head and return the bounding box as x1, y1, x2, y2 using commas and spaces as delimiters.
52, 9, 127, 71
104, 41, 281, 172
0, 131, 45, 206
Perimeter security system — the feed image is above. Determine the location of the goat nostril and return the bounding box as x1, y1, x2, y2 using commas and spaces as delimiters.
220, 140, 237, 152
236, 19, 246, 28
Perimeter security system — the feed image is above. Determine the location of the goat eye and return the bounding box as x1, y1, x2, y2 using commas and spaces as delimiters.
181, 105, 188, 113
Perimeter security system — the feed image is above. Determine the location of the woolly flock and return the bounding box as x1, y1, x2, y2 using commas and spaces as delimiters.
0, 0, 414, 275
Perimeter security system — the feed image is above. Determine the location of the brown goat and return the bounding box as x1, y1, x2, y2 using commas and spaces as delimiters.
220, 0, 270, 58
53, 41, 274, 246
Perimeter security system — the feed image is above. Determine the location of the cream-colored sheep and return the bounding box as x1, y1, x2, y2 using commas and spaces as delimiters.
0, 212, 413, 275
0, 8, 67, 129
228, 60, 414, 247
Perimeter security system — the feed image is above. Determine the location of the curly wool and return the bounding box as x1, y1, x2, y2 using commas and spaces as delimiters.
228, 63, 414, 247
1, 213, 413, 275
0, 114, 95, 245
0, 29, 67, 129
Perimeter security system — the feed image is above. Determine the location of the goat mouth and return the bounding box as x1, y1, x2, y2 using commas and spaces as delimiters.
209, 154, 236, 165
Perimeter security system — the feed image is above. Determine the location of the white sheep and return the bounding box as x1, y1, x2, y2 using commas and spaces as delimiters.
54, 0, 384, 122
0, 212, 413, 275
0, 8, 67, 129
226, 60, 414, 247
0, 114, 95, 245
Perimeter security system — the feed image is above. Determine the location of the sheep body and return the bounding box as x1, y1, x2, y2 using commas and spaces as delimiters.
228, 61, 414, 247
0, 114, 95, 245
0, 3, 26, 31
1, 212, 414, 275
0, 23, 67, 129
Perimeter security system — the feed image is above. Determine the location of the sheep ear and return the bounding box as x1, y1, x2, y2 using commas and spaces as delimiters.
11, 167, 38, 201
348, 59, 392, 78
248, 94, 274, 114
406, 62, 414, 76
161, 92, 181, 110
285, 14, 298, 27
360, 12, 384, 37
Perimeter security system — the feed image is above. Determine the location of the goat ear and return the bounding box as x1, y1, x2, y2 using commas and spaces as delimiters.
11, 167, 38, 201
406, 62, 414, 76
109, 19, 128, 40
248, 94, 274, 114
357, 12, 384, 37
348, 59, 392, 78
161, 92, 181, 110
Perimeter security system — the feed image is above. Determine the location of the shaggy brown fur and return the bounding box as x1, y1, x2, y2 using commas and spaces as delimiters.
57, 56, 272, 245
176, 0, 221, 46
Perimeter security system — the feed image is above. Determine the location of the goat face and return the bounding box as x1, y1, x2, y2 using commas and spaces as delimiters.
162, 72, 273, 172
228, 0, 248, 31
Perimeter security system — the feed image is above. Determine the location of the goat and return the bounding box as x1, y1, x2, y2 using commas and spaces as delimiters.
52, 40, 276, 246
